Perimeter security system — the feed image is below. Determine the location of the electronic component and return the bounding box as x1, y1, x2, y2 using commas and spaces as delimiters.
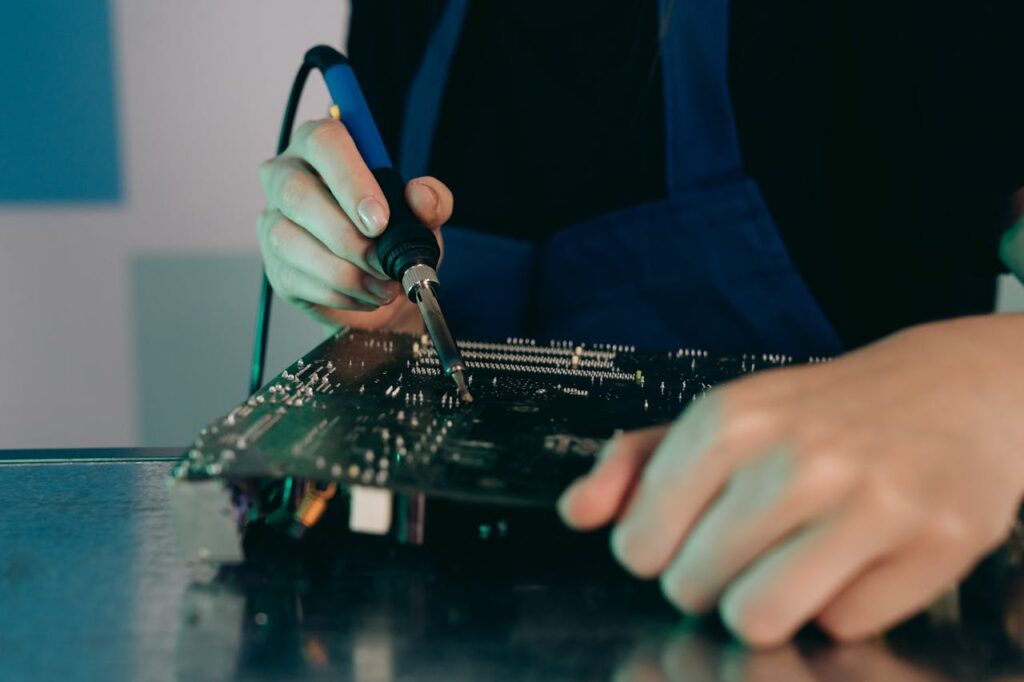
170, 328, 820, 564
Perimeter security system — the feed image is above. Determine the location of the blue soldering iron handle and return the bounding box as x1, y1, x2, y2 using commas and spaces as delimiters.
305, 46, 441, 285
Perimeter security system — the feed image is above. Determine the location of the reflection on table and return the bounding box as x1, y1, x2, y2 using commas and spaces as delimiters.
176, 519, 1024, 682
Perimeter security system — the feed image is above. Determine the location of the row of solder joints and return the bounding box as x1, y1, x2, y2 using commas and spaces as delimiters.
457, 340, 618, 361
503, 337, 639, 354
453, 349, 617, 370
410, 356, 637, 382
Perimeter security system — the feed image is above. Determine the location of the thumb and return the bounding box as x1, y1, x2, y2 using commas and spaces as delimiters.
406, 176, 454, 231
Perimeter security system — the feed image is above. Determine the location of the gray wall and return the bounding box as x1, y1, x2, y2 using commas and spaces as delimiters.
0, 1, 1022, 449
0, 0, 346, 448
1000, 274, 1024, 312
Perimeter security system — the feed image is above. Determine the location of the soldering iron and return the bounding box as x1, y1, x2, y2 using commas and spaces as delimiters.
251, 45, 472, 403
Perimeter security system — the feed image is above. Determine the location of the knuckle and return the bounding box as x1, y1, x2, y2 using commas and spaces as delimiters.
715, 404, 778, 451
860, 474, 922, 529
276, 267, 295, 293
354, 238, 376, 267
266, 218, 289, 254
925, 512, 976, 550
275, 171, 310, 214
301, 118, 346, 151
787, 447, 858, 508
324, 230, 356, 261
294, 119, 322, 144
327, 261, 359, 292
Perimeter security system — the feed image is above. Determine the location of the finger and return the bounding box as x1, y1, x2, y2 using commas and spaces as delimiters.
258, 158, 388, 278
268, 261, 378, 312
610, 389, 785, 579
718, 504, 914, 648
660, 443, 856, 613
259, 210, 402, 306
287, 118, 390, 237
558, 426, 667, 531
816, 530, 978, 641
406, 176, 454, 230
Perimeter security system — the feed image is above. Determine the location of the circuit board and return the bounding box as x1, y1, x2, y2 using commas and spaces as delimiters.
177, 329, 808, 507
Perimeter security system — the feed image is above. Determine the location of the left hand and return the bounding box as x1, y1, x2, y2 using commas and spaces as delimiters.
559, 315, 1024, 646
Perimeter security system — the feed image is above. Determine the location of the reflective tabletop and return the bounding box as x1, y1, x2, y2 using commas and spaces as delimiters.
2, 449, 1024, 682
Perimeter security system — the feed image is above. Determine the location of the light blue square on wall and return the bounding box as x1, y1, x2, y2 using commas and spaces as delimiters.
0, 0, 121, 201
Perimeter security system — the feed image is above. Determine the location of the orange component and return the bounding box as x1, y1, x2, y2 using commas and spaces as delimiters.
293, 482, 339, 529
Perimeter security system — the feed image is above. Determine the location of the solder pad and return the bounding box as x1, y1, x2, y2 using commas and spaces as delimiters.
178, 329, 809, 507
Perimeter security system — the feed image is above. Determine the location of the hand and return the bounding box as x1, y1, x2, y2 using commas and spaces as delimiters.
559, 316, 1024, 646
257, 118, 453, 331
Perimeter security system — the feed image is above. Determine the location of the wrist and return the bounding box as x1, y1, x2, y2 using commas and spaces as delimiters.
918, 315, 1024, 487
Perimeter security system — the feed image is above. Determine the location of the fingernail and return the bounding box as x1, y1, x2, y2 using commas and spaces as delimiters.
357, 197, 388, 236
363, 276, 396, 303
411, 181, 440, 214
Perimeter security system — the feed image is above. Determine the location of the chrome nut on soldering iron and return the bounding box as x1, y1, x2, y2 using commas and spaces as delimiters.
401, 264, 441, 301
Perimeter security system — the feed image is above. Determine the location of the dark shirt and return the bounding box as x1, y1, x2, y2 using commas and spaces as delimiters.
348, 0, 1024, 348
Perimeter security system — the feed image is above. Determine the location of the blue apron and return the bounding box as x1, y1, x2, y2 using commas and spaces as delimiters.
399, 0, 843, 357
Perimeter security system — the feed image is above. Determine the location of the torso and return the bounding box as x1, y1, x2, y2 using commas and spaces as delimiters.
348, 0, 1021, 347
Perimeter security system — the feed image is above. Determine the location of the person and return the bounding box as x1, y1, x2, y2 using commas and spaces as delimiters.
256, 1, 1024, 646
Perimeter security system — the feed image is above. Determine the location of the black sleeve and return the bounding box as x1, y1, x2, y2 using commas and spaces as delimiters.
845, 1, 1024, 274
955, 1, 1024, 265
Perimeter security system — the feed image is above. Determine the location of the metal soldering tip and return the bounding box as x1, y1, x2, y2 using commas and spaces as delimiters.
452, 369, 473, 403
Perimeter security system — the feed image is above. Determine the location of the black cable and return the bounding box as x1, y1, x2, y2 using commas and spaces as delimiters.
249, 59, 316, 396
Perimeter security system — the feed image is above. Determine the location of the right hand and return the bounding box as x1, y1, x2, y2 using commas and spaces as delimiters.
258, 117, 453, 331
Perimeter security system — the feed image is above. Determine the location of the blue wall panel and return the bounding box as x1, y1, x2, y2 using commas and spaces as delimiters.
0, 0, 121, 201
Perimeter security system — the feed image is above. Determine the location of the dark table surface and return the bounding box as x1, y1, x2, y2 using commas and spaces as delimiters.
3, 448, 1024, 682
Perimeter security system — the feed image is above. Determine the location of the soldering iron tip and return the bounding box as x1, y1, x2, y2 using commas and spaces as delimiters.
452, 369, 474, 403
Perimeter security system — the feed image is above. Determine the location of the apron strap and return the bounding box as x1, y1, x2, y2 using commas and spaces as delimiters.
399, 0, 470, 179
659, 0, 745, 192
401, 0, 745, 194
